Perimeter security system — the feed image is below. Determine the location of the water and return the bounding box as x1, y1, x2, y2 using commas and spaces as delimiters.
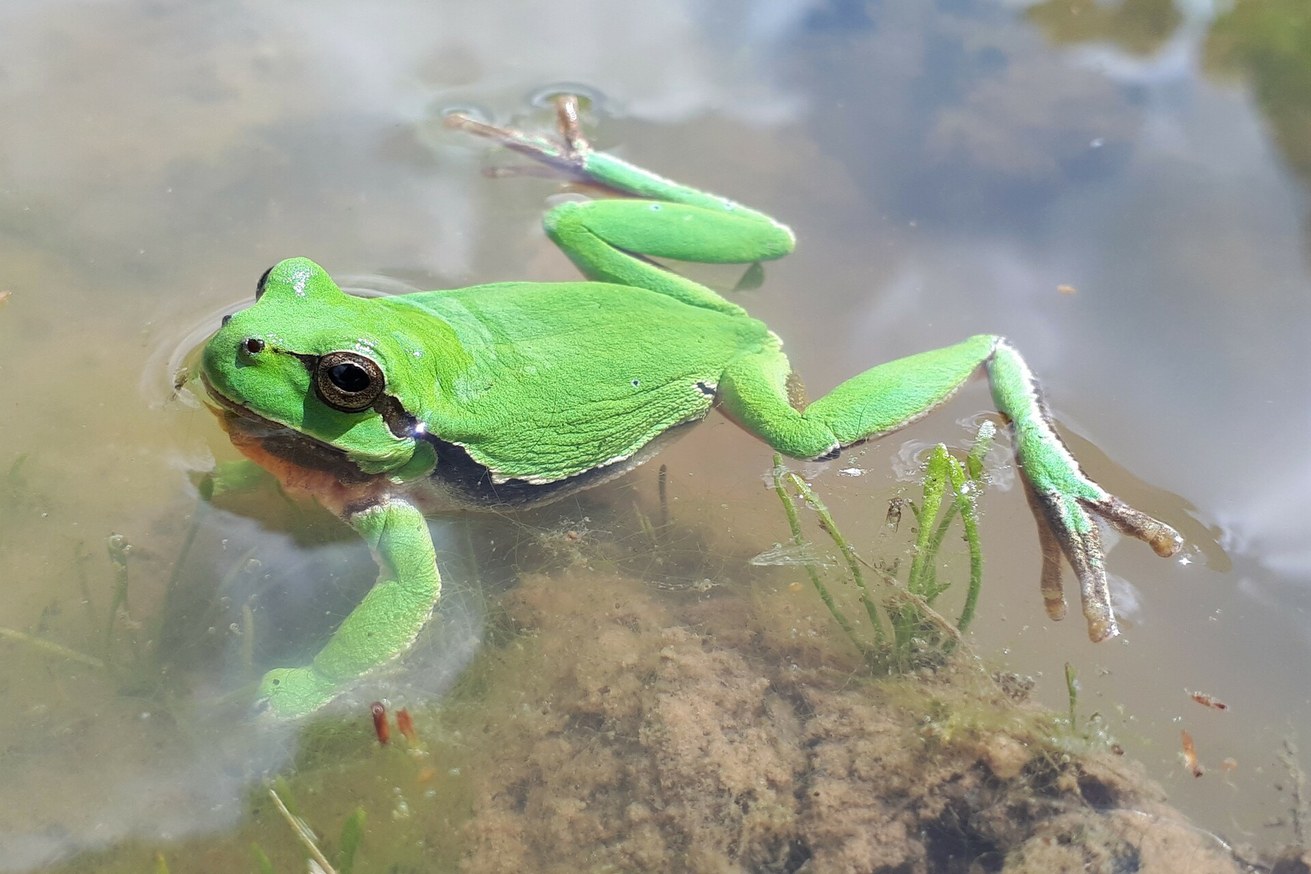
1, 0, 1308, 869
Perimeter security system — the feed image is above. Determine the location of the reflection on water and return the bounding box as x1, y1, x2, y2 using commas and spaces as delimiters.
1037, 0, 1311, 214
1027, 0, 1183, 56
1, 0, 1309, 869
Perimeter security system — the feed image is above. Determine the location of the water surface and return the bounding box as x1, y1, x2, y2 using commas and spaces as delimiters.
1, 0, 1308, 869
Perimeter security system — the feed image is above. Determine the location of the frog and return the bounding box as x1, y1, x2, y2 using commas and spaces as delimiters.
199, 94, 1182, 718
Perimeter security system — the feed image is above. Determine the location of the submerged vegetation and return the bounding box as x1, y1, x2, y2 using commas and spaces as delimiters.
0, 390, 1277, 874
772, 422, 995, 672
0, 394, 1252, 872
15, 432, 1263, 872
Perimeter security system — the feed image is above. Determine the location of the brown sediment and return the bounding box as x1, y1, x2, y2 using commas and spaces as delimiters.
449, 568, 1252, 874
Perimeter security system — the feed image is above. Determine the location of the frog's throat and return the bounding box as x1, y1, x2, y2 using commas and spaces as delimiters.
201, 376, 383, 489
226, 423, 390, 519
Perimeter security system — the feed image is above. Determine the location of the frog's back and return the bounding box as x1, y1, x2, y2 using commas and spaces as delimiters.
392, 280, 768, 355
380, 281, 775, 502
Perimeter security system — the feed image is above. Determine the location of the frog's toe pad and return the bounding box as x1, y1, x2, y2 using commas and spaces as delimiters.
1087, 495, 1183, 558
256, 666, 341, 719
1026, 488, 1118, 642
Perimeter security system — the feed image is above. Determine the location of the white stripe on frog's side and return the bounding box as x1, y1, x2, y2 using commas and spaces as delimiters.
992, 339, 1108, 502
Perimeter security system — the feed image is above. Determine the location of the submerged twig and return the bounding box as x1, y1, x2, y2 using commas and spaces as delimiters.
268, 787, 338, 874
860, 563, 963, 647
104, 533, 131, 658
1280, 739, 1309, 847
657, 463, 669, 529
1064, 662, 1079, 730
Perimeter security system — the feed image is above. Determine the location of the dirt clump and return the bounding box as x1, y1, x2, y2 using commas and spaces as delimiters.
451, 568, 1252, 874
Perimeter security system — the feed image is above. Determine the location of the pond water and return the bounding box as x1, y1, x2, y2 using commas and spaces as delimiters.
1, 0, 1308, 870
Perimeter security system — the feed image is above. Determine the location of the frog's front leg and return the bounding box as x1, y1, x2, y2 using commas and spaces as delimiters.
720, 334, 1182, 642
258, 497, 441, 718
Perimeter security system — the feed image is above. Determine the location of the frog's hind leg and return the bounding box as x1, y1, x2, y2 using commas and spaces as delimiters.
719, 334, 1181, 643
446, 95, 592, 180
448, 95, 795, 315
540, 197, 791, 315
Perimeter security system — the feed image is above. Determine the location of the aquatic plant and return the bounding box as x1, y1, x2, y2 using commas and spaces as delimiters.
771, 421, 995, 670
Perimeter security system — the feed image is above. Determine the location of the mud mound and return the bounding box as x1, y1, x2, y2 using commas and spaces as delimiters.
451, 568, 1249, 873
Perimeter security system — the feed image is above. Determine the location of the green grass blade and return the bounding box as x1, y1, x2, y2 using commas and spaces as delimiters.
945, 456, 984, 635
966, 420, 997, 480
770, 457, 867, 657
337, 807, 366, 874
907, 446, 950, 598
785, 472, 885, 644
250, 843, 276, 874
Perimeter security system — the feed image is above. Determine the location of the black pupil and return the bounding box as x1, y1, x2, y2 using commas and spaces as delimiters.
329, 362, 371, 393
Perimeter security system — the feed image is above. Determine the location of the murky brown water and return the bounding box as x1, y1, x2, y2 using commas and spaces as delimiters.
1, 0, 1308, 870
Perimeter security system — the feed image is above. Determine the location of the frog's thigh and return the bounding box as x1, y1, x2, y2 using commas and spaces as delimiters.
546, 198, 793, 264
544, 199, 784, 316
719, 335, 998, 459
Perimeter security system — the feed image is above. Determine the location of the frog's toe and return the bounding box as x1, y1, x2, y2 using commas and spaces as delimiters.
1025, 488, 1119, 642
1086, 494, 1183, 558
256, 666, 340, 719
1026, 484, 1184, 643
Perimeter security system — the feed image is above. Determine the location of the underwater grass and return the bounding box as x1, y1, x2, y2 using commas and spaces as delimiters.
772, 421, 995, 671
247, 779, 366, 874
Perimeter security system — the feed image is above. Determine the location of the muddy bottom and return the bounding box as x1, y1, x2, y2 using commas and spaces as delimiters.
443, 564, 1253, 874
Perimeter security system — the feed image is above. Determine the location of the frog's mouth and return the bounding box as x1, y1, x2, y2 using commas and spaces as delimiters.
200, 374, 377, 485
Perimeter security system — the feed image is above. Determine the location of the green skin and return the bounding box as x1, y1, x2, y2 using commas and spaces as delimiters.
200, 97, 1182, 718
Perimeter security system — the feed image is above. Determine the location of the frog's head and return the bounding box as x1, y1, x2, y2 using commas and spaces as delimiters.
200, 258, 437, 482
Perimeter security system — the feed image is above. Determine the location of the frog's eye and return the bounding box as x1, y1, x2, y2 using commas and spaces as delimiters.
254, 265, 275, 301
314, 351, 385, 412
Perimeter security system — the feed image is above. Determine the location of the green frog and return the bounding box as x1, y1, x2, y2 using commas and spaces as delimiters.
199, 95, 1181, 717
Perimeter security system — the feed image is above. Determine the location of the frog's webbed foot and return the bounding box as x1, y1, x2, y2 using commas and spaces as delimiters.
978, 339, 1183, 642
445, 94, 594, 180
1023, 483, 1182, 642
255, 666, 340, 719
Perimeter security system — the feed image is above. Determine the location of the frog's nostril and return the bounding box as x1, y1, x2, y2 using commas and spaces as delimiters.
221, 314, 233, 327
243, 338, 265, 354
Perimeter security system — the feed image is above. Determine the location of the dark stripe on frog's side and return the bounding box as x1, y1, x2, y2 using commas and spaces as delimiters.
216, 350, 717, 511
223, 394, 705, 512
414, 419, 702, 511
